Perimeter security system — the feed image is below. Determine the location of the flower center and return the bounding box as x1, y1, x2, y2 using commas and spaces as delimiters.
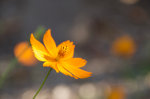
56, 46, 68, 60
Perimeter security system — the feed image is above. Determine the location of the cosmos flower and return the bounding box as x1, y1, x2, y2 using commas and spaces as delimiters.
107, 86, 125, 99
30, 29, 92, 79
111, 35, 136, 58
14, 41, 37, 66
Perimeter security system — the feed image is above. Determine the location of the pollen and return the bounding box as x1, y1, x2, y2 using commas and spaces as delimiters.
58, 46, 69, 57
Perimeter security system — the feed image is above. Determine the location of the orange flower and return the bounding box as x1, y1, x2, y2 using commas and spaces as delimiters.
30, 29, 92, 79
111, 35, 136, 58
14, 41, 37, 66
107, 86, 125, 99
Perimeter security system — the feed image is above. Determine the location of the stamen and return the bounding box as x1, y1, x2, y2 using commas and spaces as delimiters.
56, 40, 74, 60
58, 46, 68, 58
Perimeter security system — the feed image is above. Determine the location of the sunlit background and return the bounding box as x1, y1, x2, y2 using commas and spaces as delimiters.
1, 0, 150, 99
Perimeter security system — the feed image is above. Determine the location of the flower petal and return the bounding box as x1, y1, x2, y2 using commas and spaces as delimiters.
61, 62, 92, 79
43, 29, 57, 57
65, 58, 87, 67
30, 33, 49, 61
43, 62, 59, 73
57, 40, 75, 60
57, 63, 78, 79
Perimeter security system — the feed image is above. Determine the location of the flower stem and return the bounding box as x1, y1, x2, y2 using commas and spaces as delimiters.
33, 68, 53, 99
0, 58, 18, 89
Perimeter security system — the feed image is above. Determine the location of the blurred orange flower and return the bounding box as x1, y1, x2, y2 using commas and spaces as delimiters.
111, 35, 136, 58
30, 29, 92, 79
14, 41, 37, 66
107, 86, 126, 99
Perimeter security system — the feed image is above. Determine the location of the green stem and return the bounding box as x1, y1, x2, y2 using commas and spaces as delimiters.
0, 45, 29, 89
33, 68, 53, 99
0, 58, 18, 88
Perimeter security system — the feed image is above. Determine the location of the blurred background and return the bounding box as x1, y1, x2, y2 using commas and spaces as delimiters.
1, 0, 150, 99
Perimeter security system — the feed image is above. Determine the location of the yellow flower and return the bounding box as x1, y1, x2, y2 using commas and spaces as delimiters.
14, 41, 37, 66
111, 35, 136, 58
30, 29, 92, 79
